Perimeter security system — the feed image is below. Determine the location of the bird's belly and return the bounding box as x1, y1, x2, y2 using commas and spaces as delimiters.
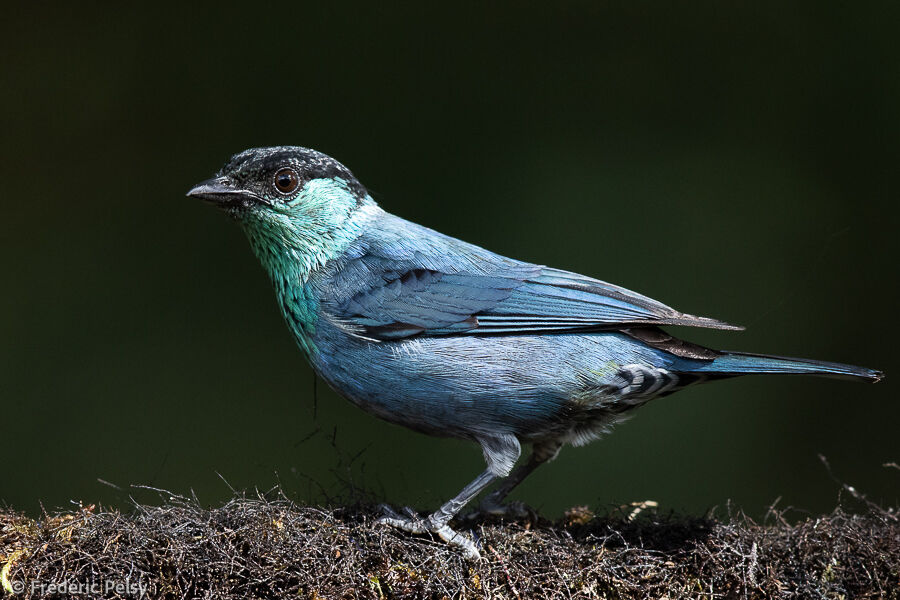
309, 326, 675, 441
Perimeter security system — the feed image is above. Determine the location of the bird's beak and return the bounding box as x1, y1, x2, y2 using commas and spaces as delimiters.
186, 176, 268, 208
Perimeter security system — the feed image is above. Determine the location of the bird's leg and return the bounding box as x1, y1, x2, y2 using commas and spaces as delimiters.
378, 433, 521, 559
476, 440, 562, 517
377, 469, 496, 559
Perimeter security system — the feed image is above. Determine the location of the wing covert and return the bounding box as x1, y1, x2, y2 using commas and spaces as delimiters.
318, 214, 741, 341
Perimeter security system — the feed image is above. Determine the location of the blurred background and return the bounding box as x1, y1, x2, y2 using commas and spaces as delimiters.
2, 3, 897, 519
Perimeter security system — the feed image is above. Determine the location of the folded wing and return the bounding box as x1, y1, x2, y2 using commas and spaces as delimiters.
327, 255, 740, 341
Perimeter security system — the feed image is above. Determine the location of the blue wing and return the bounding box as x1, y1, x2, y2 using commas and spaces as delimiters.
316, 212, 741, 341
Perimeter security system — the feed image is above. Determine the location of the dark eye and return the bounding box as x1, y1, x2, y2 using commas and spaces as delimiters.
273, 168, 300, 195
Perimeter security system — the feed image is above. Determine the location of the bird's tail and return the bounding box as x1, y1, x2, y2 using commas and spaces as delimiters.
689, 351, 883, 383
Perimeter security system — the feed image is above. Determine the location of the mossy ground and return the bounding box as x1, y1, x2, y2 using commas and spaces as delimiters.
2, 485, 897, 599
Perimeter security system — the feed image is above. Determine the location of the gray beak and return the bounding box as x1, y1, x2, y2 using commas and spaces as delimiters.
186, 176, 268, 207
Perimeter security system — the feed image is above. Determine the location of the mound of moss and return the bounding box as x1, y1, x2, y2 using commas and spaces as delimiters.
2, 487, 897, 599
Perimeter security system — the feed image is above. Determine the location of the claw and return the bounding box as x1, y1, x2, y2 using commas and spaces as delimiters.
376, 504, 482, 560
376, 504, 429, 534
431, 523, 481, 560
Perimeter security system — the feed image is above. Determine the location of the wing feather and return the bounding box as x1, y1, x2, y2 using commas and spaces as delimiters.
318, 214, 741, 341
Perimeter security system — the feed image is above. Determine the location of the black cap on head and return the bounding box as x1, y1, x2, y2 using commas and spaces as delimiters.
222, 146, 368, 200
188, 146, 369, 209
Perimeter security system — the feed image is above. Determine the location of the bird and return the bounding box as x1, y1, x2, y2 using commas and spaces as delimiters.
188, 146, 883, 559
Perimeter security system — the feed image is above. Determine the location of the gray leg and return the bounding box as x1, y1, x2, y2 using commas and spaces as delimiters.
478, 439, 562, 515
377, 433, 521, 559
430, 469, 497, 526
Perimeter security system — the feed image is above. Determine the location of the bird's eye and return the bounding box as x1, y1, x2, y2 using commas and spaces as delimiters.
273, 168, 300, 195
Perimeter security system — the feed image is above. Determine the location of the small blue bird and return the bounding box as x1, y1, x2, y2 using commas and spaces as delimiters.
188, 146, 882, 558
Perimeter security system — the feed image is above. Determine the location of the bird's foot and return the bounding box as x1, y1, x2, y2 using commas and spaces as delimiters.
376, 505, 429, 533
376, 504, 481, 560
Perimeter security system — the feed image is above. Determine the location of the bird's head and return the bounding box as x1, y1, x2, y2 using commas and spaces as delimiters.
188, 145, 370, 222
188, 146, 376, 279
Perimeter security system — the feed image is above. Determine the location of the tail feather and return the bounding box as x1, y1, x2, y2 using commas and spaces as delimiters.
690, 351, 883, 383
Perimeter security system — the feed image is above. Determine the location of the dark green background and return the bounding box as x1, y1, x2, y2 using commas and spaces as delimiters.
2, 3, 897, 518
